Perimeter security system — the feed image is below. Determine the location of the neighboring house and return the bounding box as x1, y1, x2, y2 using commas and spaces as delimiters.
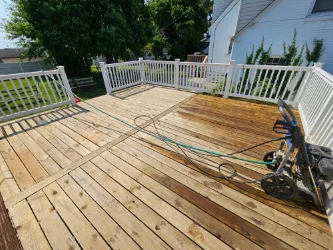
0, 48, 44, 63
209, 0, 333, 74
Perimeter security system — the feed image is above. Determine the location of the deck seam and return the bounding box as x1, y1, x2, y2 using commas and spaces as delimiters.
5, 94, 194, 208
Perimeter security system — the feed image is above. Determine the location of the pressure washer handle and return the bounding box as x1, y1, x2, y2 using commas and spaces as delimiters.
273, 119, 293, 134
278, 99, 297, 125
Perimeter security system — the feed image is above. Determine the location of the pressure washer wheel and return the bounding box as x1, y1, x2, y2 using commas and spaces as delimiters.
261, 174, 297, 200
263, 150, 280, 171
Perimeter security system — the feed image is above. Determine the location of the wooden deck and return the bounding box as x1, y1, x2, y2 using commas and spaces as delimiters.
0, 84, 332, 250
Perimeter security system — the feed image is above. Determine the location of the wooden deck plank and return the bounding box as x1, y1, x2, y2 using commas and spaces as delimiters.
99, 149, 263, 250
9, 201, 51, 250
43, 182, 110, 250
11, 123, 61, 175
121, 139, 326, 250
2, 125, 50, 183
0, 130, 35, 191
71, 165, 175, 250
0, 154, 21, 201
27, 191, 80, 250
1, 85, 332, 250
5, 94, 193, 207
90, 155, 231, 250
32, 120, 83, 162
119, 138, 333, 248
57, 175, 141, 250
0, 194, 21, 250
18, 119, 73, 168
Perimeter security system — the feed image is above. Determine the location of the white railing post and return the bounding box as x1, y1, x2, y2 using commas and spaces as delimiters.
100, 62, 112, 95
139, 58, 145, 83
57, 66, 76, 105
174, 59, 180, 90
224, 60, 236, 98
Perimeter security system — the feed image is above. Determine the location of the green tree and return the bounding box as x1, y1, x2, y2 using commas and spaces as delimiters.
5, 0, 153, 75
305, 38, 324, 65
282, 28, 304, 66
149, 0, 209, 60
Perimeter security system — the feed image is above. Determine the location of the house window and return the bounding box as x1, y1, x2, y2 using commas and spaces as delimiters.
312, 0, 333, 13
266, 57, 286, 65
227, 41, 233, 55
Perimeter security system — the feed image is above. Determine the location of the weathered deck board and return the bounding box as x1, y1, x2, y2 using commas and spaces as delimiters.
0, 85, 332, 250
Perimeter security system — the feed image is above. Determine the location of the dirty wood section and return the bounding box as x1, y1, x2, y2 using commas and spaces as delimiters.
0, 194, 21, 250
0, 84, 332, 250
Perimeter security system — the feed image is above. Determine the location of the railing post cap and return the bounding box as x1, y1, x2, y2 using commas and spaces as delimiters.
314, 62, 324, 68
175, 59, 180, 62
56, 66, 64, 69
99, 61, 106, 65
229, 60, 236, 64
139, 57, 143, 61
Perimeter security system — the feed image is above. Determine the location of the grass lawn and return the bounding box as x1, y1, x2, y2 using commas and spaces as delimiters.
0, 66, 107, 116
71, 66, 107, 100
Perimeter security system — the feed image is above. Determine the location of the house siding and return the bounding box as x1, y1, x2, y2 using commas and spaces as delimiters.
236, 0, 274, 33
212, 0, 234, 23
209, 0, 241, 63
231, 0, 333, 74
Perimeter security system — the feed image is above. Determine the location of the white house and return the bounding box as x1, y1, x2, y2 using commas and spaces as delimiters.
208, 0, 333, 74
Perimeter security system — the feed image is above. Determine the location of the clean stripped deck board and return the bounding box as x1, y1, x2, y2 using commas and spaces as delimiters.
0, 85, 332, 250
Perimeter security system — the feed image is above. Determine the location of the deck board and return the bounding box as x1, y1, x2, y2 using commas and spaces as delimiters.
0, 84, 332, 250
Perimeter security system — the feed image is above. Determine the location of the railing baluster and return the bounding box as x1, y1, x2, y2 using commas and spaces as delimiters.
263, 69, 275, 98
275, 70, 289, 99
281, 70, 295, 99
55, 73, 68, 101
0, 81, 14, 114
9, 78, 28, 111
269, 70, 281, 99
17, 77, 34, 109
38, 75, 53, 105
50, 74, 63, 103
44, 75, 58, 104
248, 69, 257, 95
258, 69, 269, 97
25, 76, 41, 107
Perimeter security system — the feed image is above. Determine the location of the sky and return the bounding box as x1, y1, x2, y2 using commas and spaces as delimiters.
0, 0, 16, 48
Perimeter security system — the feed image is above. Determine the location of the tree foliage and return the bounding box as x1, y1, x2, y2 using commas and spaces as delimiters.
305, 38, 324, 65
5, 0, 153, 75
282, 28, 304, 66
149, 0, 209, 60
246, 37, 272, 65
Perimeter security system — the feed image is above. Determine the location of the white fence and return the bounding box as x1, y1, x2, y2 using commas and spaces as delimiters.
101, 59, 312, 105
100, 61, 141, 94
100, 58, 333, 150
299, 67, 333, 149
0, 66, 75, 123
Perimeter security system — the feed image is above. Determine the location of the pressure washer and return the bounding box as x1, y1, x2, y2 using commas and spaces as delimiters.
261, 99, 333, 206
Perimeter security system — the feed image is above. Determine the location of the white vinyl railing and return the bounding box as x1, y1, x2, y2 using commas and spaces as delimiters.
101, 58, 312, 105
0, 66, 75, 123
100, 61, 141, 94
299, 66, 333, 149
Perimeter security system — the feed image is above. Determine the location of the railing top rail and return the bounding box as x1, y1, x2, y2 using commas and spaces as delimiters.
105, 61, 140, 67
0, 69, 60, 80
143, 60, 176, 64
234, 64, 313, 71
313, 67, 333, 86
179, 61, 229, 67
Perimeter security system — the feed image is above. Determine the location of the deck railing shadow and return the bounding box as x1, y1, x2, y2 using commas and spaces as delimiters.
0, 105, 89, 139
110, 84, 156, 99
